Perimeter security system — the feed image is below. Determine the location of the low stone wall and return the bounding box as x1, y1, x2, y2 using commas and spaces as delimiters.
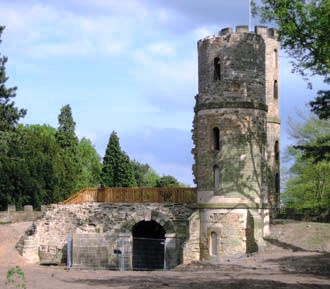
19, 203, 194, 269
0, 205, 45, 223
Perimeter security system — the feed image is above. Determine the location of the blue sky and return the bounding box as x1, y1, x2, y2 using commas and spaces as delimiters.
0, 0, 327, 185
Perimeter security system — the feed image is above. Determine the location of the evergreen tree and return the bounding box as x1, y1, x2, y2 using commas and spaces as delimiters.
102, 131, 120, 187
101, 131, 136, 187
55, 104, 81, 199
116, 152, 136, 187
0, 124, 64, 210
0, 26, 26, 132
310, 90, 330, 120
56, 104, 78, 149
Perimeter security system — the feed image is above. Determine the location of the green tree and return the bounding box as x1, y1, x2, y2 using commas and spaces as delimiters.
0, 26, 26, 132
282, 116, 330, 209
0, 124, 64, 210
101, 131, 136, 187
102, 131, 120, 187
252, 0, 330, 80
56, 104, 78, 149
155, 175, 181, 188
131, 160, 160, 187
76, 137, 102, 189
55, 104, 81, 199
310, 90, 330, 120
116, 152, 136, 187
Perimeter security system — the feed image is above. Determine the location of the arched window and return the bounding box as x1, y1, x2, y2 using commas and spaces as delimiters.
273, 49, 278, 68
213, 127, 220, 150
210, 231, 218, 255
275, 140, 279, 162
275, 173, 280, 194
214, 165, 220, 190
214, 57, 221, 81
274, 80, 278, 99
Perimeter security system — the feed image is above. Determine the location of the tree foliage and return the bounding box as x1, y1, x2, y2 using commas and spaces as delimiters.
309, 90, 330, 119
55, 104, 81, 198
0, 125, 62, 209
252, 0, 330, 81
101, 131, 136, 187
282, 116, 330, 209
131, 160, 160, 187
76, 137, 102, 190
156, 175, 182, 188
0, 26, 26, 132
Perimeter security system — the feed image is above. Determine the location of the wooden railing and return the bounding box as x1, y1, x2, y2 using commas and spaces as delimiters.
60, 187, 197, 205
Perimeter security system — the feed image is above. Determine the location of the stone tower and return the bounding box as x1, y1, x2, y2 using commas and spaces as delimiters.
188, 25, 280, 261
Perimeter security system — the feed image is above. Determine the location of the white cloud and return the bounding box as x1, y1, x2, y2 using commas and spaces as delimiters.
146, 42, 175, 57
193, 26, 217, 40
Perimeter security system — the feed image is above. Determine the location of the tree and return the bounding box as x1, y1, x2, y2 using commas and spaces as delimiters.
56, 104, 78, 149
55, 104, 81, 199
155, 175, 181, 188
76, 137, 102, 189
116, 152, 136, 187
102, 132, 120, 187
101, 131, 136, 187
310, 90, 330, 119
252, 0, 330, 81
282, 115, 330, 210
131, 160, 160, 187
0, 26, 26, 131
0, 124, 64, 210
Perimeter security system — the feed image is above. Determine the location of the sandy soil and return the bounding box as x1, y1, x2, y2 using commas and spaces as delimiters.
0, 222, 330, 289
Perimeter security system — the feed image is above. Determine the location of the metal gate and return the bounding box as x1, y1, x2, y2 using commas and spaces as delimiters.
132, 237, 165, 270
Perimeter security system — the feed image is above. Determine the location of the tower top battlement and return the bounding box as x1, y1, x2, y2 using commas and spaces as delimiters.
198, 25, 278, 45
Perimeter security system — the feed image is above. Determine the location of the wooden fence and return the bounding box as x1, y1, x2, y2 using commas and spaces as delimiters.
60, 187, 197, 205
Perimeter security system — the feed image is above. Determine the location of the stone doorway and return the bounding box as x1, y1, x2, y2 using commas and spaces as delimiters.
132, 220, 165, 270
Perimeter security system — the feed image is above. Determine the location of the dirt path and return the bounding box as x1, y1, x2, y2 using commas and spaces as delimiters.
0, 222, 329, 289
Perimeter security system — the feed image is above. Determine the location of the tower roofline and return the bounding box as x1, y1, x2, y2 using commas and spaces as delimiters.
197, 25, 278, 44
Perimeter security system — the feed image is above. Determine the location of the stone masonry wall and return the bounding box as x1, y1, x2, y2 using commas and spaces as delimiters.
0, 205, 45, 223
19, 203, 194, 269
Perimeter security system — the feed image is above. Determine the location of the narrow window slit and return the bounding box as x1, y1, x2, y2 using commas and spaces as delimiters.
274, 80, 278, 99
214, 165, 220, 190
214, 57, 221, 81
213, 127, 220, 150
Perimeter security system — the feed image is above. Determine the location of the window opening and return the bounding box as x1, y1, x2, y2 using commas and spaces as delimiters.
211, 231, 218, 255
213, 127, 220, 150
274, 80, 278, 99
214, 57, 221, 81
275, 140, 279, 162
275, 173, 280, 194
214, 165, 220, 190
273, 49, 278, 68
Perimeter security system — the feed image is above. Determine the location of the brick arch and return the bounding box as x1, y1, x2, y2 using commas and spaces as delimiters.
120, 209, 176, 234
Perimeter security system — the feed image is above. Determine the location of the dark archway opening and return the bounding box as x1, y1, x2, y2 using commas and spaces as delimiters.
132, 220, 165, 270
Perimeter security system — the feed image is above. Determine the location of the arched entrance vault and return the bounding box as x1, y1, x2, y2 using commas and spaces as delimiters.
118, 210, 178, 270
132, 220, 165, 270
120, 209, 176, 235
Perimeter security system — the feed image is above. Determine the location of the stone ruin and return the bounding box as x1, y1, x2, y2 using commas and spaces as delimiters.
18, 25, 280, 270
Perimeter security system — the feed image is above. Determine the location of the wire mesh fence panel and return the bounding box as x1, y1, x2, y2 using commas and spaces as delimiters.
132, 237, 165, 270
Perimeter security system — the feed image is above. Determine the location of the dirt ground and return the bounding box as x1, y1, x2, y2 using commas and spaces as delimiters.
0, 221, 330, 289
